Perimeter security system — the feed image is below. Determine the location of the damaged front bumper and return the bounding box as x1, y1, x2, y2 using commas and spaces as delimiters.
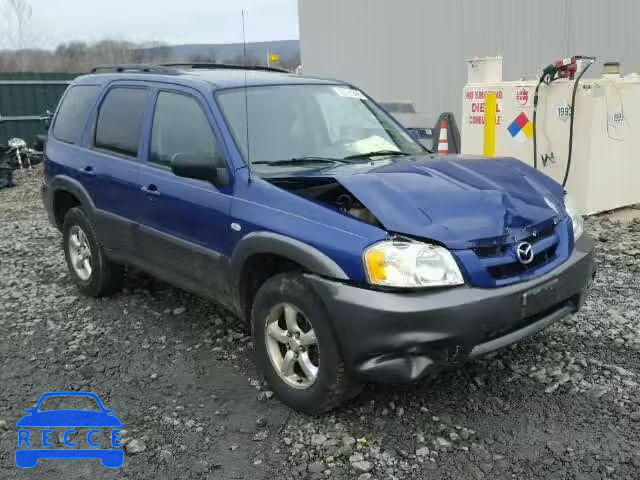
306, 234, 596, 384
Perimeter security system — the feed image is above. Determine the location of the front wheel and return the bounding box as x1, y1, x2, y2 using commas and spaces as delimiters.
251, 272, 361, 414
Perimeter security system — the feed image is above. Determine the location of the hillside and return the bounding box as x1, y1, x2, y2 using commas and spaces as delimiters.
138, 39, 300, 66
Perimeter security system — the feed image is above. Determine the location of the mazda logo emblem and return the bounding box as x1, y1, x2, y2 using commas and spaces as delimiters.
516, 242, 534, 265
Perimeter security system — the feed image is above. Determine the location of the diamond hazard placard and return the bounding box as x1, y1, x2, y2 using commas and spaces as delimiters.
507, 112, 534, 143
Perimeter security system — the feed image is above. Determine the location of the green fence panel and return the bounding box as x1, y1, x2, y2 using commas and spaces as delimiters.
0, 72, 80, 145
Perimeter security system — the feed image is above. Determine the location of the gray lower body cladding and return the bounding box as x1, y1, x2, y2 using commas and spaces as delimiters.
306, 234, 596, 383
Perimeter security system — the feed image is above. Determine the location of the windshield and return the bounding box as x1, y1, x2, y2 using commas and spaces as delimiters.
216, 84, 424, 168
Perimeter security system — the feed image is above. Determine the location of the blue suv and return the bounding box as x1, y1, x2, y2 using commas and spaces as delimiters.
42, 64, 595, 413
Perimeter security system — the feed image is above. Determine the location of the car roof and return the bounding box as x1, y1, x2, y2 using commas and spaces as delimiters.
73, 66, 346, 90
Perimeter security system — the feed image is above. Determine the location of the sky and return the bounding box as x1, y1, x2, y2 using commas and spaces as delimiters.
3, 0, 299, 49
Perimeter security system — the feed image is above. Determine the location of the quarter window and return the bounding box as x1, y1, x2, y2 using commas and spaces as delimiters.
52, 85, 101, 145
94, 87, 148, 157
150, 91, 221, 168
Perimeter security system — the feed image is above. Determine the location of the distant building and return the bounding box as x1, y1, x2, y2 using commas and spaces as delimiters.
298, 0, 640, 121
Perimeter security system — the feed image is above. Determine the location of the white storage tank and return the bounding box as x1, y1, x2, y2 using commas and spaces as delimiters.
461, 57, 640, 215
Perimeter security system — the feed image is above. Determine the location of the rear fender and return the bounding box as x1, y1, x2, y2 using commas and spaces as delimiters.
47, 175, 96, 228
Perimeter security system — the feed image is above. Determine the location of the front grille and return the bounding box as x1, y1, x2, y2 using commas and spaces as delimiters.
474, 244, 508, 258
474, 224, 555, 259
475, 224, 560, 281
487, 245, 557, 279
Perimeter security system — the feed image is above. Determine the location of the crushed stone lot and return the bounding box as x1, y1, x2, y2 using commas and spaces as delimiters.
1, 168, 640, 479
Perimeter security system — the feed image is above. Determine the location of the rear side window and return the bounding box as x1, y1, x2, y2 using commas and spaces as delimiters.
52, 85, 101, 145
94, 87, 148, 157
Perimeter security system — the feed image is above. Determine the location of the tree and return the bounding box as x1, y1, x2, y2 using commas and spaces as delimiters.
1, 0, 33, 70
186, 52, 217, 64
55, 41, 89, 72
3, 0, 32, 50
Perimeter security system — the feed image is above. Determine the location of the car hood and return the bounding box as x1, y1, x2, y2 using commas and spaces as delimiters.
16, 410, 123, 427
268, 155, 567, 249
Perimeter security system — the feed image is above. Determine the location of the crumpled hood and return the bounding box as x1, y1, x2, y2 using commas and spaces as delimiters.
332, 156, 567, 249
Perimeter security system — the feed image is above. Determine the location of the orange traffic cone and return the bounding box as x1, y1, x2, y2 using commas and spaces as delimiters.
437, 119, 449, 155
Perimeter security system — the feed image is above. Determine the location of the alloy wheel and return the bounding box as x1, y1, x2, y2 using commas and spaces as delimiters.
68, 225, 93, 281
264, 303, 320, 389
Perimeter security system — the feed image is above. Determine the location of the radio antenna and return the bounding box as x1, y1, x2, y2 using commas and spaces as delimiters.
241, 9, 252, 180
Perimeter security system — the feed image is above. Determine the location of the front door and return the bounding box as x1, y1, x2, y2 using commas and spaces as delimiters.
136, 88, 233, 296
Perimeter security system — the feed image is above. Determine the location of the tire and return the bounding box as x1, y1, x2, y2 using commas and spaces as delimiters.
62, 207, 123, 297
251, 272, 362, 414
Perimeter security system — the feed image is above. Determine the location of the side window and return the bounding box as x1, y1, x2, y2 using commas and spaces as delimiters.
94, 87, 148, 157
52, 85, 101, 145
150, 91, 222, 168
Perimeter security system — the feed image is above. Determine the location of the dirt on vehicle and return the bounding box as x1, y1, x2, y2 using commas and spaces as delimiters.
1, 168, 639, 479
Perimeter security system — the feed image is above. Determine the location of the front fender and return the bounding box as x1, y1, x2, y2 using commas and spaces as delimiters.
229, 231, 349, 282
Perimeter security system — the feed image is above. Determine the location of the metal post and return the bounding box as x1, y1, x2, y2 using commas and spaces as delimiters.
483, 92, 497, 157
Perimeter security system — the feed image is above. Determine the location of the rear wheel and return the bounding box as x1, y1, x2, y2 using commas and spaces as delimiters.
252, 272, 361, 414
62, 207, 123, 297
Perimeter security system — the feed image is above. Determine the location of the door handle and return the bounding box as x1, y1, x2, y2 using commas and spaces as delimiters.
82, 166, 95, 176
141, 184, 160, 196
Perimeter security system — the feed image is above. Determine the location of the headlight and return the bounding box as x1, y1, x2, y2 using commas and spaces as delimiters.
564, 193, 584, 239
363, 239, 464, 288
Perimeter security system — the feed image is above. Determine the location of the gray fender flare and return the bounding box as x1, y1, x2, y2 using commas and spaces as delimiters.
49, 175, 96, 217
229, 231, 349, 296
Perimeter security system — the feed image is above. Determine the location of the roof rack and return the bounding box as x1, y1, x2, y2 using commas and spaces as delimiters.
90, 64, 180, 75
160, 62, 290, 73
90, 63, 290, 76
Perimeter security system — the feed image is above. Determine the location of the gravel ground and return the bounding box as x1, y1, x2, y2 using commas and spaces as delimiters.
1, 168, 640, 479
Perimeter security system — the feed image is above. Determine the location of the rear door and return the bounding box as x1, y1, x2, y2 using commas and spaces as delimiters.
82, 84, 151, 254
136, 86, 233, 295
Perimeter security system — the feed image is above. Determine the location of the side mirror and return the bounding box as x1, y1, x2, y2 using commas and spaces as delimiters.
171, 153, 228, 186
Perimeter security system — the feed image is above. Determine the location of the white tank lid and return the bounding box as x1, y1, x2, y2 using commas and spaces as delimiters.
466, 56, 503, 84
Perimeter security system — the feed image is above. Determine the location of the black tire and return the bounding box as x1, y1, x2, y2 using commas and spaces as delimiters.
62, 207, 123, 297
251, 272, 362, 414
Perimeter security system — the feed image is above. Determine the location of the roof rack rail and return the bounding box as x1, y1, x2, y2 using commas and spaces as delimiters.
160, 62, 289, 74
90, 64, 180, 75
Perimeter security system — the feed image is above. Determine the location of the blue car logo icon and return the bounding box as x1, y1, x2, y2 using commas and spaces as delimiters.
15, 391, 123, 468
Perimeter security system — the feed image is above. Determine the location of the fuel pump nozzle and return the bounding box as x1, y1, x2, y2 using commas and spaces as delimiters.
540, 56, 595, 84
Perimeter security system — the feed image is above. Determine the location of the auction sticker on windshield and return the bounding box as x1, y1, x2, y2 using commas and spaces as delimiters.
15, 391, 123, 468
333, 87, 367, 100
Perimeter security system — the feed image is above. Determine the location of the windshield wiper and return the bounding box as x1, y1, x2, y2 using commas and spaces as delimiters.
343, 150, 413, 160
252, 156, 349, 166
